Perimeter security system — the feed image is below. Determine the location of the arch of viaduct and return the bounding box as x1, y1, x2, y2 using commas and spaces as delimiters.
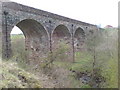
0, 1, 98, 62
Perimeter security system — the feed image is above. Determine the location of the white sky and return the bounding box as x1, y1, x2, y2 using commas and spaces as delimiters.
10, 0, 119, 34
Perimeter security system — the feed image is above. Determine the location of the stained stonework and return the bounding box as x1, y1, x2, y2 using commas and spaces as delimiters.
0, 1, 2, 60
1, 1, 98, 62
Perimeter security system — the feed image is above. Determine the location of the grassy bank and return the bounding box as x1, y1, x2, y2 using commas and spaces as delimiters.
0, 60, 42, 88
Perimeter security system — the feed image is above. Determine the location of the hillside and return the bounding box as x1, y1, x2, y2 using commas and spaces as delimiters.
0, 60, 42, 88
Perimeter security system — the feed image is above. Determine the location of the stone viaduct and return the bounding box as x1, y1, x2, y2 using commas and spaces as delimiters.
0, 1, 98, 62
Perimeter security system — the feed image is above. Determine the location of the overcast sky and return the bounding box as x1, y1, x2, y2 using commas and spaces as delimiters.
10, 0, 119, 34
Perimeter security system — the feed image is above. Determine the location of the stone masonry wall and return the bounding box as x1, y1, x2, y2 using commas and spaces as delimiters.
1, 1, 98, 63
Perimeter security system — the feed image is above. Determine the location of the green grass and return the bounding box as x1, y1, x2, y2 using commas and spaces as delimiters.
11, 34, 24, 39
0, 60, 42, 88
53, 50, 118, 88
101, 56, 118, 88
53, 51, 93, 72
10, 34, 29, 69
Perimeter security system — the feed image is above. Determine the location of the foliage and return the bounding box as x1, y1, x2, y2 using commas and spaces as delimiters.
8, 28, 118, 88
101, 57, 118, 88
41, 41, 71, 68
10, 34, 29, 69
53, 28, 118, 88
52, 41, 71, 61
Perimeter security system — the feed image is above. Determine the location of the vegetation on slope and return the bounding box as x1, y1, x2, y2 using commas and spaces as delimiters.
45, 28, 118, 88
2, 28, 117, 88
0, 60, 42, 88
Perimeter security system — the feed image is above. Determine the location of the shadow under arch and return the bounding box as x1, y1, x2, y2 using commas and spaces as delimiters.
10, 19, 49, 64
74, 27, 85, 52
52, 24, 72, 62
52, 24, 71, 38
